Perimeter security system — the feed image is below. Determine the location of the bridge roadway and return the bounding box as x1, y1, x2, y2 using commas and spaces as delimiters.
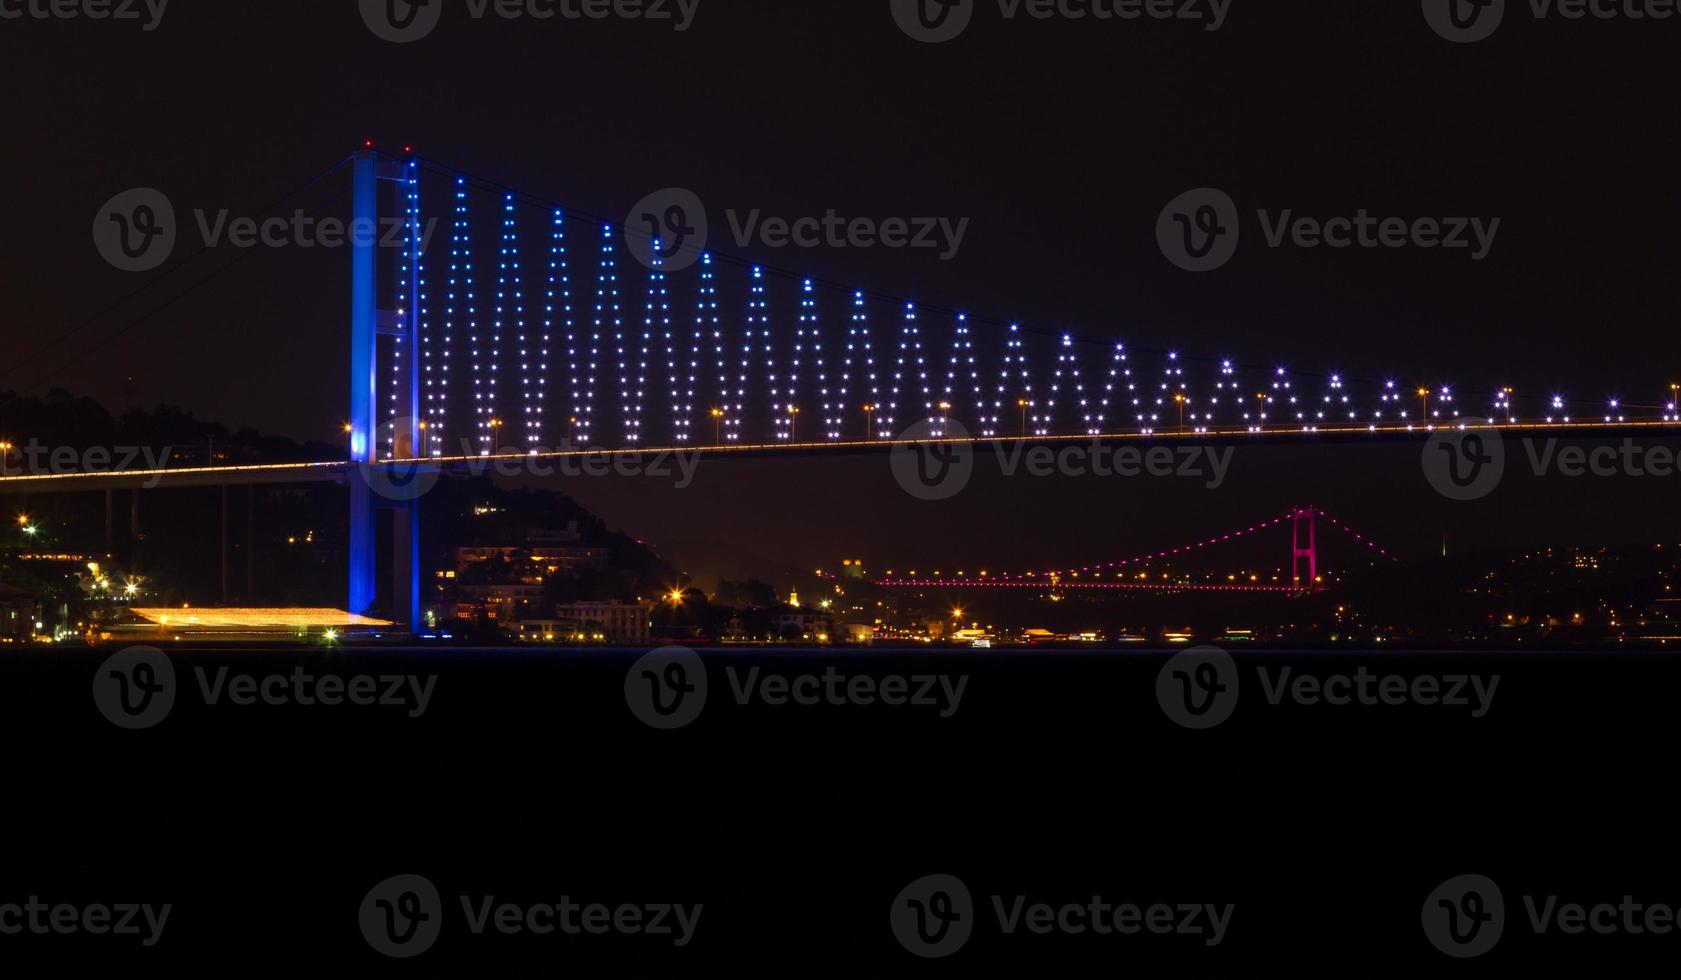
0, 419, 1673, 494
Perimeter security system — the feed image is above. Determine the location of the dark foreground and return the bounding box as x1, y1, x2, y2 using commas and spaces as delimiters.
2, 645, 1675, 976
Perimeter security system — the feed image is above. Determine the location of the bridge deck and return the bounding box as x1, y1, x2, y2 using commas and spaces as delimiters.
0, 419, 1672, 493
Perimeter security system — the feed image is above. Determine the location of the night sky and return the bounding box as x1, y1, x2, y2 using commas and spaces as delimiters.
1, 0, 1676, 581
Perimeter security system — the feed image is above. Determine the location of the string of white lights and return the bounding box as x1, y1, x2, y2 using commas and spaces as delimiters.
752, 268, 784, 441
996, 325, 1034, 436
1094, 341, 1124, 434
583, 224, 617, 446
675, 252, 703, 443
728, 269, 754, 443
458, 179, 492, 455
844, 291, 882, 438
941, 315, 965, 438
539, 209, 566, 449
962, 316, 984, 438
439, 179, 466, 457
800, 281, 840, 440
1053, 334, 1096, 435
500, 194, 525, 450
1271, 367, 1297, 431
887, 302, 930, 436
637, 243, 668, 447
699, 254, 727, 443
611, 226, 635, 444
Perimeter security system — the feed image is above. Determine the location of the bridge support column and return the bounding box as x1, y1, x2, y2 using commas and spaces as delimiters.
393, 498, 420, 632
348, 146, 424, 631
220, 485, 229, 604
1292, 506, 1318, 592
349, 149, 379, 616
130, 489, 142, 566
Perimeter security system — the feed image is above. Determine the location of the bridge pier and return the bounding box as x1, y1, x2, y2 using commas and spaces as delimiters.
1292, 506, 1318, 592
348, 147, 423, 631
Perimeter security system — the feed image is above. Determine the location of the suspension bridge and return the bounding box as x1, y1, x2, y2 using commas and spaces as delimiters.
873, 506, 1398, 594
1, 145, 1673, 629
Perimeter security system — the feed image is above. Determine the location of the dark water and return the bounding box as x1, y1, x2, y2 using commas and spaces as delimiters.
2, 646, 1674, 975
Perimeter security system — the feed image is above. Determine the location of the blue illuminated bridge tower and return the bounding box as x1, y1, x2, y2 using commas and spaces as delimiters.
348, 148, 421, 630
